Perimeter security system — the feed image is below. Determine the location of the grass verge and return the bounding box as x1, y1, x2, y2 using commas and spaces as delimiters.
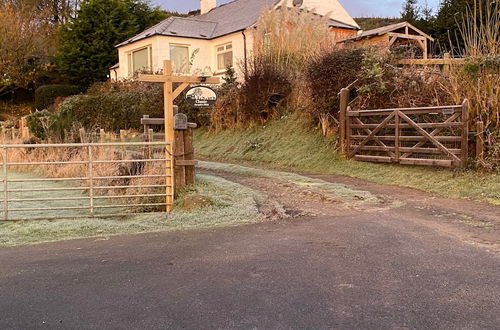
194, 115, 500, 204
0, 174, 263, 247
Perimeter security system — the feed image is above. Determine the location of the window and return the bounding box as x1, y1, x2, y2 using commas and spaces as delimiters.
216, 43, 233, 71
170, 45, 190, 74
128, 46, 151, 75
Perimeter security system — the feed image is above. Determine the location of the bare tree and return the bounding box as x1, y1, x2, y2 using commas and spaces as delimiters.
0, 3, 55, 95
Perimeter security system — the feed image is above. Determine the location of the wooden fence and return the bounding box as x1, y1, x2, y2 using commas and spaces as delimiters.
141, 115, 197, 189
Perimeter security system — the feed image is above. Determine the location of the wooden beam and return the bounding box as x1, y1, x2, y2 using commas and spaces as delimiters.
352, 117, 396, 158
349, 112, 395, 158
397, 58, 465, 65
171, 76, 220, 84
476, 121, 484, 163
350, 122, 464, 129
400, 158, 453, 167
348, 104, 462, 117
350, 135, 462, 142
339, 88, 349, 155
401, 112, 462, 158
461, 99, 469, 167
172, 83, 190, 100
354, 155, 393, 163
175, 160, 199, 166
388, 32, 426, 41
398, 111, 462, 163
138, 74, 168, 83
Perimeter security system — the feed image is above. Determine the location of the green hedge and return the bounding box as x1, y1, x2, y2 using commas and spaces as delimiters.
58, 90, 164, 132
35, 84, 83, 110
28, 89, 165, 140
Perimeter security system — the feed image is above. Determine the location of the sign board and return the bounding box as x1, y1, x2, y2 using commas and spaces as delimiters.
185, 86, 217, 107
174, 113, 188, 130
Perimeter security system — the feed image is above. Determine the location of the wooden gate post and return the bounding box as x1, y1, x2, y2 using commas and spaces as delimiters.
346, 106, 353, 158
461, 99, 469, 167
339, 88, 349, 155
476, 121, 484, 164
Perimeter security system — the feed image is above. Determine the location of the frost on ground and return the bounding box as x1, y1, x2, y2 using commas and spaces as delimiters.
0, 174, 264, 247
198, 161, 384, 206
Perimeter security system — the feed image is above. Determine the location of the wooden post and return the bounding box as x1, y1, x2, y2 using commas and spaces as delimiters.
184, 126, 195, 185
339, 88, 349, 155
138, 60, 219, 212
476, 121, 484, 164
461, 99, 469, 167
79, 127, 86, 143
142, 115, 150, 142
174, 130, 186, 189
163, 61, 175, 211
346, 106, 352, 158
395, 110, 400, 162
99, 129, 105, 143
443, 53, 451, 73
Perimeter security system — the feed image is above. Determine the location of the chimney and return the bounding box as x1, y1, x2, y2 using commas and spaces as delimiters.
200, 0, 216, 14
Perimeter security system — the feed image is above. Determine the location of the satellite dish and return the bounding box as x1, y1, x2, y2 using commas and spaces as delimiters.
293, 0, 303, 7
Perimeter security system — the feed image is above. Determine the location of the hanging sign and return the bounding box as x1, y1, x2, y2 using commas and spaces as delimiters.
185, 86, 217, 107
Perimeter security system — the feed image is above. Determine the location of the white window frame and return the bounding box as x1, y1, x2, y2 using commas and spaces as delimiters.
216, 43, 233, 72
127, 45, 153, 76
169, 43, 191, 74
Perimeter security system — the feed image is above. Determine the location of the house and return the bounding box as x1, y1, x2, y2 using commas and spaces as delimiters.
337, 21, 434, 59
110, 0, 360, 80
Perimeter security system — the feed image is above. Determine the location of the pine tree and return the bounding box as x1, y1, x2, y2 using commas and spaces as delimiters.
55, 0, 167, 86
401, 0, 420, 25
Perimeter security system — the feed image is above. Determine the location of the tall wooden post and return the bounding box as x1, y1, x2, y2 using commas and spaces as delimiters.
476, 121, 484, 164
339, 88, 349, 156
138, 60, 220, 212
461, 99, 469, 168
163, 61, 175, 212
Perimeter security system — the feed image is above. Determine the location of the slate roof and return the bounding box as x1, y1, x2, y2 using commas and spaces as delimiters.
116, 0, 359, 47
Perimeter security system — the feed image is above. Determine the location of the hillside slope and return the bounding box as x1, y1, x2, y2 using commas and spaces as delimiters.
194, 116, 500, 204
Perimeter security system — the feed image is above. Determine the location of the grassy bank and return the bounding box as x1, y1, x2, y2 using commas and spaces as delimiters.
194, 116, 500, 205
0, 174, 263, 247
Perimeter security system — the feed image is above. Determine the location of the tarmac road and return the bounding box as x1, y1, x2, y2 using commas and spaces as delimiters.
1, 211, 500, 329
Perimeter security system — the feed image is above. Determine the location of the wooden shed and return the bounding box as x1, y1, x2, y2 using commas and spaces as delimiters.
337, 22, 434, 59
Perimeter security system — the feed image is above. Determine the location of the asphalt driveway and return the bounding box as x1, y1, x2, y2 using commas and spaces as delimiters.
1, 212, 499, 329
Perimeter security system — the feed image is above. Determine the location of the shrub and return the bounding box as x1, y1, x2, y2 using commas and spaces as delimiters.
57, 90, 164, 132
306, 48, 368, 119
210, 57, 292, 130
34, 84, 83, 110
26, 110, 61, 140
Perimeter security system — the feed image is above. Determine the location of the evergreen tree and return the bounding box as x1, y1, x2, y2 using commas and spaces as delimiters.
401, 0, 420, 25
55, 0, 167, 86
432, 0, 473, 52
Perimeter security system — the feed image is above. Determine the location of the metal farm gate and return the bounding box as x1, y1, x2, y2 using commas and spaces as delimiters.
0, 141, 173, 221
345, 100, 469, 168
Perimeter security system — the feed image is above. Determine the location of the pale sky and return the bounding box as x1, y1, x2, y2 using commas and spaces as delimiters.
151, 0, 441, 18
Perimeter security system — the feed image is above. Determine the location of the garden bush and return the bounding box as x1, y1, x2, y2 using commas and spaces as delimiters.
34, 84, 83, 110
210, 57, 292, 130
306, 48, 368, 119
57, 89, 164, 132
26, 110, 61, 140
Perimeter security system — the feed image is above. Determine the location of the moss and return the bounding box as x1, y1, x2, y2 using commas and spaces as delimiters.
194, 115, 500, 204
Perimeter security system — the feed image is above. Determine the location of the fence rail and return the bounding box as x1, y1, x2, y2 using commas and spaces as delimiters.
0, 141, 173, 221
344, 100, 469, 168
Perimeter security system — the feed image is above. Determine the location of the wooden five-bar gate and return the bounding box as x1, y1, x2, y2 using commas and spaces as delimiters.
340, 95, 469, 168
